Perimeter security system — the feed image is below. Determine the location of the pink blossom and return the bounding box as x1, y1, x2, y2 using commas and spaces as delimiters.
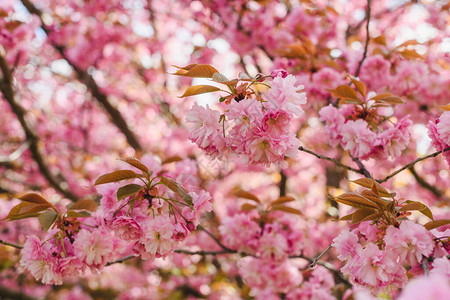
430, 256, 450, 277
397, 273, 450, 300
384, 220, 434, 266
192, 190, 212, 215
353, 245, 406, 288
437, 111, 450, 145
186, 103, 225, 154
340, 119, 377, 159
265, 74, 307, 116
140, 215, 175, 257
332, 230, 362, 261
271, 69, 288, 78
260, 110, 292, 136
258, 230, 289, 262
219, 214, 260, 252
112, 216, 143, 241
20, 236, 62, 285
375, 116, 412, 158
73, 229, 115, 267
319, 104, 345, 146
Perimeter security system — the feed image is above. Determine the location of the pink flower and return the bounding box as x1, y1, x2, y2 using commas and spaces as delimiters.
375, 116, 412, 158
260, 110, 291, 136
20, 235, 63, 285
358, 221, 378, 242
112, 216, 143, 241
271, 69, 288, 78
258, 230, 289, 262
340, 119, 376, 159
384, 220, 434, 266
332, 230, 362, 261
353, 244, 406, 288
397, 273, 450, 300
219, 214, 260, 252
265, 74, 307, 116
73, 229, 115, 267
186, 103, 225, 155
192, 190, 212, 215
430, 256, 450, 277
140, 215, 175, 257
319, 104, 345, 146
437, 111, 450, 145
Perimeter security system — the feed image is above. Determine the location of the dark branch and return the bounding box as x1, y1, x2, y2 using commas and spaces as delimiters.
354, 0, 372, 78
377, 147, 450, 183
0, 239, 23, 249
0, 53, 79, 201
409, 166, 447, 200
20, 0, 144, 153
298, 146, 364, 175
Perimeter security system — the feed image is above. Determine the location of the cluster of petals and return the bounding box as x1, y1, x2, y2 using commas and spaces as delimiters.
186, 72, 307, 166
427, 110, 450, 166
319, 104, 412, 160
19, 156, 212, 284
332, 220, 440, 291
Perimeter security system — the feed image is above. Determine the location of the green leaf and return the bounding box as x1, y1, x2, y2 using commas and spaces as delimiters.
38, 210, 58, 232
179, 85, 221, 98
117, 184, 144, 201
159, 176, 193, 206
120, 157, 149, 174
95, 170, 140, 185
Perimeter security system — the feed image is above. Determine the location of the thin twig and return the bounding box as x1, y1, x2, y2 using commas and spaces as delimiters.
20, 0, 144, 152
309, 244, 333, 268
0, 53, 79, 201
299, 146, 364, 175
0, 239, 23, 249
421, 256, 429, 275
350, 154, 372, 178
105, 255, 135, 266
409, 166, 447, 200
174, 249, 236, 256
197, 225, 235, 252
377, 148, 450, 183
354, 0, 372, 78
279, 170, 287, 197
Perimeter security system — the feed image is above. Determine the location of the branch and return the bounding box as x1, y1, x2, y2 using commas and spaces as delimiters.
298, 146, 364, 175
0, 53, 79, 201
408, 166, 447, 200
279, 170, 287, 197
105, 255, 135, 266
377, 147, 450, 183
354, 0, 372, 78
20, 0, 144, 152
174, 249, 235, 256
197, 225, 235, 252
350, 154, 372, 178
0, 239, 23, 249
308, 244, 332, 268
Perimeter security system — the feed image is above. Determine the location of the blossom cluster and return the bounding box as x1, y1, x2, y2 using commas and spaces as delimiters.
186, 72, 307, 166
319, 104, 412, 160
332, 220, 446, 292
427, 110, 450, 166
19, 156, 212, 284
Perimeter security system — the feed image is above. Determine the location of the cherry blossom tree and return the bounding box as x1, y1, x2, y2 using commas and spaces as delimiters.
0, 0, 449, 299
